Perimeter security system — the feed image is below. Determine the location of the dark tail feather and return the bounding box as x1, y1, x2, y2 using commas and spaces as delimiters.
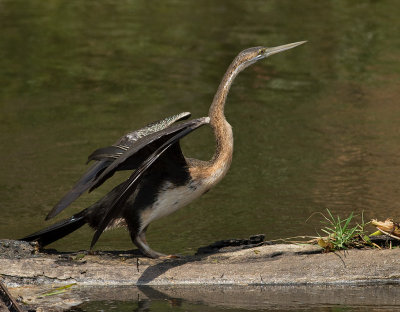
20, 211, 87, 247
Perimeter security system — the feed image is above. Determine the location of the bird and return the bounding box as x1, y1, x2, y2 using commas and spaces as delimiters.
21, 41, 306, 258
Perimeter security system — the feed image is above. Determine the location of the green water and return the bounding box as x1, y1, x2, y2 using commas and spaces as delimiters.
62, 284, 400, 311
1, 0, 400, 310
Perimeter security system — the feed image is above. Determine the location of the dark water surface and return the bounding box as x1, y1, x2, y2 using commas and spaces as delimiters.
66, 284, 400, 312
1, 0, 400, 310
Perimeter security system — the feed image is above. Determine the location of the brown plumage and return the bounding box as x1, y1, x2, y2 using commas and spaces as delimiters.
21, 41, 306, 258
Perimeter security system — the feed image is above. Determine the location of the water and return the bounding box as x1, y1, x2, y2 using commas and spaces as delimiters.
65, 284, 400, 311
1, 0, 400, 310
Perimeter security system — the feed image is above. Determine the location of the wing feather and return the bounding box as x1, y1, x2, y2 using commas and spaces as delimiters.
86, 146, 126, 163
88, 117, 209, 192
90, 117, 209, 248
46, 112, 192, 220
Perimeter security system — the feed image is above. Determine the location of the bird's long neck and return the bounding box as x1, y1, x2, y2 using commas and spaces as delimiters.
207, 60, 243, 178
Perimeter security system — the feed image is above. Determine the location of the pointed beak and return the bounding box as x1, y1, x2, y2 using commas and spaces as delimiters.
264, 41, 307, 57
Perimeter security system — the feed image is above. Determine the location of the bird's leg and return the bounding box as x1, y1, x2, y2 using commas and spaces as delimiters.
131, 227, 180, 259
131, 229, 166, 259
138, 226, 148, 244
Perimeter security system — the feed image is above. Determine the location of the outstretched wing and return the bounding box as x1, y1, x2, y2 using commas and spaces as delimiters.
88, 117, 209, 191
86, 111, 192, 163
46, 112, 191, 220
90, 116, 210, 248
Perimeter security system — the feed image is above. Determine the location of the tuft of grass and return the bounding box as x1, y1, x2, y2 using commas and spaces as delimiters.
317, 209, 370, 251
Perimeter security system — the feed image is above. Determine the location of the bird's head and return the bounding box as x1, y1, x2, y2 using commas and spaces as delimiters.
233, 41, 307, 72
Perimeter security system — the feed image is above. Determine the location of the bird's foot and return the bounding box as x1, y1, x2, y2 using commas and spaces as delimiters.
139, 248, 166, 259
161, 254, 180, 259
88, 249, 98, 256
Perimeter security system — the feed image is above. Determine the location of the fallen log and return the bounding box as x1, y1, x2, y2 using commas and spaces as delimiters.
1, 239, 400, 311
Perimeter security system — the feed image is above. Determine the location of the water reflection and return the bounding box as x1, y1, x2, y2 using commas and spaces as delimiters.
66, 284, 400, 311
